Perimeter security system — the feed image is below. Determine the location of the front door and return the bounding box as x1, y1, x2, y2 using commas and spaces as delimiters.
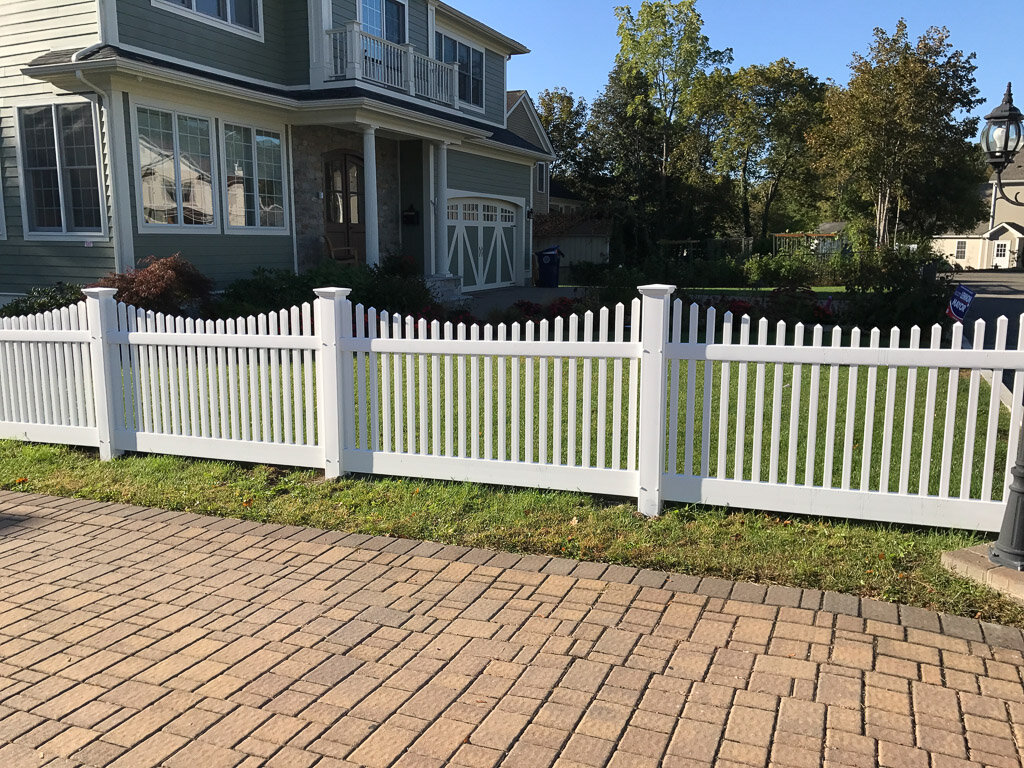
325, 151, 365, 263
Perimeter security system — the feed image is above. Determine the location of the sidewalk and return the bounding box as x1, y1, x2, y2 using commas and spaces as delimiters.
0, 491, 1021, 767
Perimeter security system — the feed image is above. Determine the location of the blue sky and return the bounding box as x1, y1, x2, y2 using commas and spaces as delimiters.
456, 0, 1009, 122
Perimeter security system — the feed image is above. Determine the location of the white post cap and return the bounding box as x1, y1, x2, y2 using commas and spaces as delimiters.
82, 287, 118, 299
313, 287, 353, 300
637, 284, 676, 298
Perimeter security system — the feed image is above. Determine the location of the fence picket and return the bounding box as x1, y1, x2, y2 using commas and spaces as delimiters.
917, 325, 942, 496
484, 324, 494, 461
963, 320, 986, 497
1004, 316, 1024, 502
734, 316, 751, 481
841, 327, 861, 491
685, 304, 699, 476
539, 319, 549, 465
823, 327, 843, 489
982, 317, 1007, 501
582, 312, 594, 468
786, 323, 804, 486
701, 308, 715, 478
393, 314, 405, 453
431, 319, 441, 455
568, 314, 579, 467
805, 325, 824, 486
879, 327, 901, 493
497, 323, 506, 461
937, 325, 963, 497
898, 326, 922, 495
419, 318, 429, 456
613, 306, 625, 471
511, 323, 521, 462
553, 317, 564, 466
752, 318, 769, 483
380, 312, 392, 453
368, 309, 381, 452
717, 312, 733, 480
303, 303, 314, 446
861, 328, 881, 491
597, 309, 610, 470
406, 316, 416, 454
290, 307, 303, 445
627, 298, 641, 472
458, 323, 468, 459
245, 316, 258, 442
525, 321, 534, 464
471, 322, 481, 460
669, 300, 682, 475
769, 320, 785, 484
166, 315, 181, 436
256, 313, 270, 442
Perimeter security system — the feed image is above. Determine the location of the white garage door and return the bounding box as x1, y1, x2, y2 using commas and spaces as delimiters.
446, 198, 518, 292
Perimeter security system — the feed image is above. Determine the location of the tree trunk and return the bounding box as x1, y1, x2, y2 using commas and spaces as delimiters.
760, 178, 780, 242
740, 149, 752, 238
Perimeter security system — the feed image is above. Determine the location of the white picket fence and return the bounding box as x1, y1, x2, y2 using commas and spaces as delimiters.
0, 285, 1021, 532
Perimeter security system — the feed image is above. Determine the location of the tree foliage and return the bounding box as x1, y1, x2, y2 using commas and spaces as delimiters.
536, 87, 592, 181
715, 60, 826, 242
809, 21, 986, 246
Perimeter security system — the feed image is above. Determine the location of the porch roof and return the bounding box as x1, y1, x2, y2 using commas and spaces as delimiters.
26, 46, 549, 157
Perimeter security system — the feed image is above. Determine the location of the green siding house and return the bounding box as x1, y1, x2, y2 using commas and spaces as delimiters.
0, 0, 553, 302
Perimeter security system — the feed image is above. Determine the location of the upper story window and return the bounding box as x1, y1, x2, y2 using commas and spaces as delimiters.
537, 163, 548, 194
955, 240, 967, 260
17, 103, 106, 238
435, 32, 484, 109
136, 106, 216, 229
159, 0, 260, 33
362, 0, 405, 44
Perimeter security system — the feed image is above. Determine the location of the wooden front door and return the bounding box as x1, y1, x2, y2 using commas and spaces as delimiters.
324, 151, 365, 263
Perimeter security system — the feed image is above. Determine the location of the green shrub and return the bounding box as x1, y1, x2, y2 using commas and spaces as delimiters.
93, 254, 214, 316
837, 246, 951, 329
0, 283, 84, 318
743, 250, 817, 288
215, 256, 436, 319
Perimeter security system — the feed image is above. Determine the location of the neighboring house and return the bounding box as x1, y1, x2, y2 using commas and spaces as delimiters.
934, 158, 1024, 270
0, 0, 553, 303
534, 179, 611, 281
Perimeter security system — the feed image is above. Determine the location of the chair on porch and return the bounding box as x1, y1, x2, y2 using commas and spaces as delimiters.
324, 234, 359, 266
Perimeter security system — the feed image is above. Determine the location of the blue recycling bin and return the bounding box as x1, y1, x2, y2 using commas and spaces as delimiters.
536, 246, 563, 288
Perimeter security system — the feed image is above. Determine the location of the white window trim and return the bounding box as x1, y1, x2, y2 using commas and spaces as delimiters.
130, 98, 221, 234
357, 0, 410, 45
219, 120, 291, 236
151, 0, 265, 42
955, 240, 967, 259
0, 169, 7, 240
13, 99, 110, 243
435, 27, 486, 114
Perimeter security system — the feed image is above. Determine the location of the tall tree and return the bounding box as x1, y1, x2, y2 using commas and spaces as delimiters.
613, 0, 732, 199
809, 21, 985, 246
536, 88, 591, 181
715, 60, 826, 241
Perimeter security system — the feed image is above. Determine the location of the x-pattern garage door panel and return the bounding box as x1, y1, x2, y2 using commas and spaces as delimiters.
446, 198, 517, 291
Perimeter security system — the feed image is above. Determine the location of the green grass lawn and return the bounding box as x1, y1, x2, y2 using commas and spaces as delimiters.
2, 438, 1023, 629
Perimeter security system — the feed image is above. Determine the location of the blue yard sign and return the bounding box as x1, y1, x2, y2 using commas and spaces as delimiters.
947, 284, 976, 322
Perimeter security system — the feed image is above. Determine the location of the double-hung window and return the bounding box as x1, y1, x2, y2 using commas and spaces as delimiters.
161, 0, 259, 33
362, 0, 405, 43
136, 106, 215, 228
435, 32, 484, 108
955, 240, 967, 260
537, 162, 548, 194
18, 103, 105, 237
223, 123, 286, 230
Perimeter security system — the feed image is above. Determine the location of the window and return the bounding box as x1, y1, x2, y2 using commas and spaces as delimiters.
18, 103, 105, 237
996, 242, 1009, 262
160, 0, 259, 32
462, 202, 479, 221
435, 32, 484, 108
223, 123, 285, 229
136, 106, 215, 228
537, 162, 548, 194
362, 0, 405, 43
482, 204, 498, 223
955, 240, 967, 260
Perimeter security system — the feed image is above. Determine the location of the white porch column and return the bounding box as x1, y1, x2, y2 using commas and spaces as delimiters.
434, 140, 449, 274
362, 126, 380, 268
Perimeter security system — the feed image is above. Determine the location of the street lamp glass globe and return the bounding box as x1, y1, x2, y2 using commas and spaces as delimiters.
983, 83, 1024, 169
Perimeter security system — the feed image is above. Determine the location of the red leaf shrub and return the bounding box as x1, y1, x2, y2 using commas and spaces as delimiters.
92, 254, 213, 316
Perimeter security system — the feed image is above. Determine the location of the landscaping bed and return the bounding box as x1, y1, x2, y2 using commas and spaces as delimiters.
3, 439, 1023, 629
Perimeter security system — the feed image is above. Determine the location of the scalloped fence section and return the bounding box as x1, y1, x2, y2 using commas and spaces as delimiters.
0, 286, 1021, 532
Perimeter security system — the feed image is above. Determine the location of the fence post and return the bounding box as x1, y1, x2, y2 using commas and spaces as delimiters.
637, 284, 675, 517
315, 287, 352, 479
82, 287, 122, 461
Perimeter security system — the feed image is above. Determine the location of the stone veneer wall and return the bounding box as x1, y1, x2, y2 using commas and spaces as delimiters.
292, 126, 401, 273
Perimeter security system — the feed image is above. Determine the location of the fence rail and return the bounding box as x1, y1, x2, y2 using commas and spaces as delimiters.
1, 285, 1020, 532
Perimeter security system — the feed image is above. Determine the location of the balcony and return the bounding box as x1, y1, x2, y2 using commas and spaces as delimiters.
328, 23, 458, 108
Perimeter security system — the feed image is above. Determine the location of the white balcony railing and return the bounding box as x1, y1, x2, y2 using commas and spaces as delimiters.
328, 24, 458, 108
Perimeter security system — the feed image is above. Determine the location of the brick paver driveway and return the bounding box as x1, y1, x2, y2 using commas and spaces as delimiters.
0, 492, 1023, 768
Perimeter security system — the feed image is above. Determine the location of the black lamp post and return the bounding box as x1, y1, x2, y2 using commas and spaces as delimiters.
984, 84, 1024, 569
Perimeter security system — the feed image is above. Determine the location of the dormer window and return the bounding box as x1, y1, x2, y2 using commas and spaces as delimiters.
160, 0, 260, 33
435, 32, 484, 109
